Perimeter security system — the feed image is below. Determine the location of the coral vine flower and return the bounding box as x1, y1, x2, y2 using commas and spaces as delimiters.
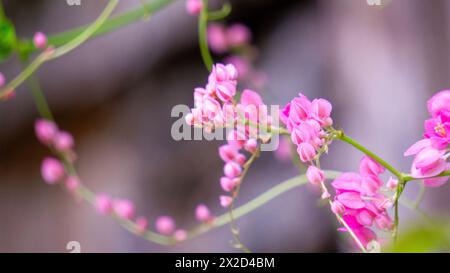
281, 93, 332, 163
33, 32, 48, 49
95, 193, 112, 215
41, 157, 65, 184
155, 216, 176, 235
405, 90, 449, 187
195, 204, 213, 223
113, 199, 135, 220
331, 156, 393, 248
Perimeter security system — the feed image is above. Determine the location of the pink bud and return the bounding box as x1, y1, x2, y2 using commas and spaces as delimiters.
219, 195, 233, 208
215, 81, 237, 102
195, 204, 212, 222
65, 176, 80, 192
54, 131, 74, 152
244, 139, 258, 153
224, 161, 242, 178
174, 229, 188, 241
321, 191, 331, 199
306, 165, 324, 185
226, 23, 251, 47
185, 0, 202, 16
113, 199, 135, 220
220, 176, 240, 192
207, 24, 228, 54
234, 153, 246, 166
336, 192, 365, 209
331, 201, 345, 215
155, 216, 176, 235
312, 98, 333, 126
33, 32, 48, 49
386, 177, 398, 190
218, 144, 238, 162
41, 157, 65, 184
35, 119, 58, 145
297, 142, 316, 162
95, 193, 112, 215
135, 216, 148, 234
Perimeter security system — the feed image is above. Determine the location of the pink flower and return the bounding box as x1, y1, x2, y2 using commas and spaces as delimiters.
226, 23, 251, 47
306, 165, 324, 186
35, 119, 58, 145
135, 217, 148, 234
195, 204, 213, 222
296, 142, 316, 162
281, 94, 312, 130
155, 216, 175, 235
336, 192, 365, 209
410, 147, 446, 178
113, 199, 135, 220
331, 172, 363, 193
224, 161, 242, 178
311, 98, 333, 126
427, 90, 450, 118
54, 131, 74, 152
185, 0, 202, 16
41, 157, 65, 184
404, 139, 432, 156
424, 115, 450, 149
386, 177, 398, 190
207, 24, 228, 53
359, 156, 385, 177
219, 195, 233, 208
244, 139, 258, 153
65, 176, 80, 192
239, 89, 263, 106
174, 229, 188, 241
218, 144, 239, 162
95, 193, 112, 215
33, 32, 47, 49
220, 176, 240, 192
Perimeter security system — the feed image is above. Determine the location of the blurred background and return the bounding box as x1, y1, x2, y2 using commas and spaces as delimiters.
0, 0, 450, 252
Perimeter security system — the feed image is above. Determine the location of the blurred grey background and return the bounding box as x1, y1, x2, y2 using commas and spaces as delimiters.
0, 0, 450, 252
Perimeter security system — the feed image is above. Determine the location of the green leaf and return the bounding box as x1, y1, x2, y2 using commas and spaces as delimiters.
0, 16, 17, 62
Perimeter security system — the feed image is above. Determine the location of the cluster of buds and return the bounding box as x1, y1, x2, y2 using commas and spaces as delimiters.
280, 93, 333, 163
330, 156, 394, 248
186, 63, 273, 208
404, 90, 450, 187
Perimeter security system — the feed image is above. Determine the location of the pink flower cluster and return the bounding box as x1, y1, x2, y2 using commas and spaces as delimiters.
186, 63, 271, 208
330, 156, 394, 248
280, 93, 333, 162
404, 90, 450, 187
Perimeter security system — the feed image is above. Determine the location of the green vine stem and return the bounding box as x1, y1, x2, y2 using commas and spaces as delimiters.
0, 0, 119, 98
28, 0, 176, 49
198, 0, 214, 71
227, 149, 259, 253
